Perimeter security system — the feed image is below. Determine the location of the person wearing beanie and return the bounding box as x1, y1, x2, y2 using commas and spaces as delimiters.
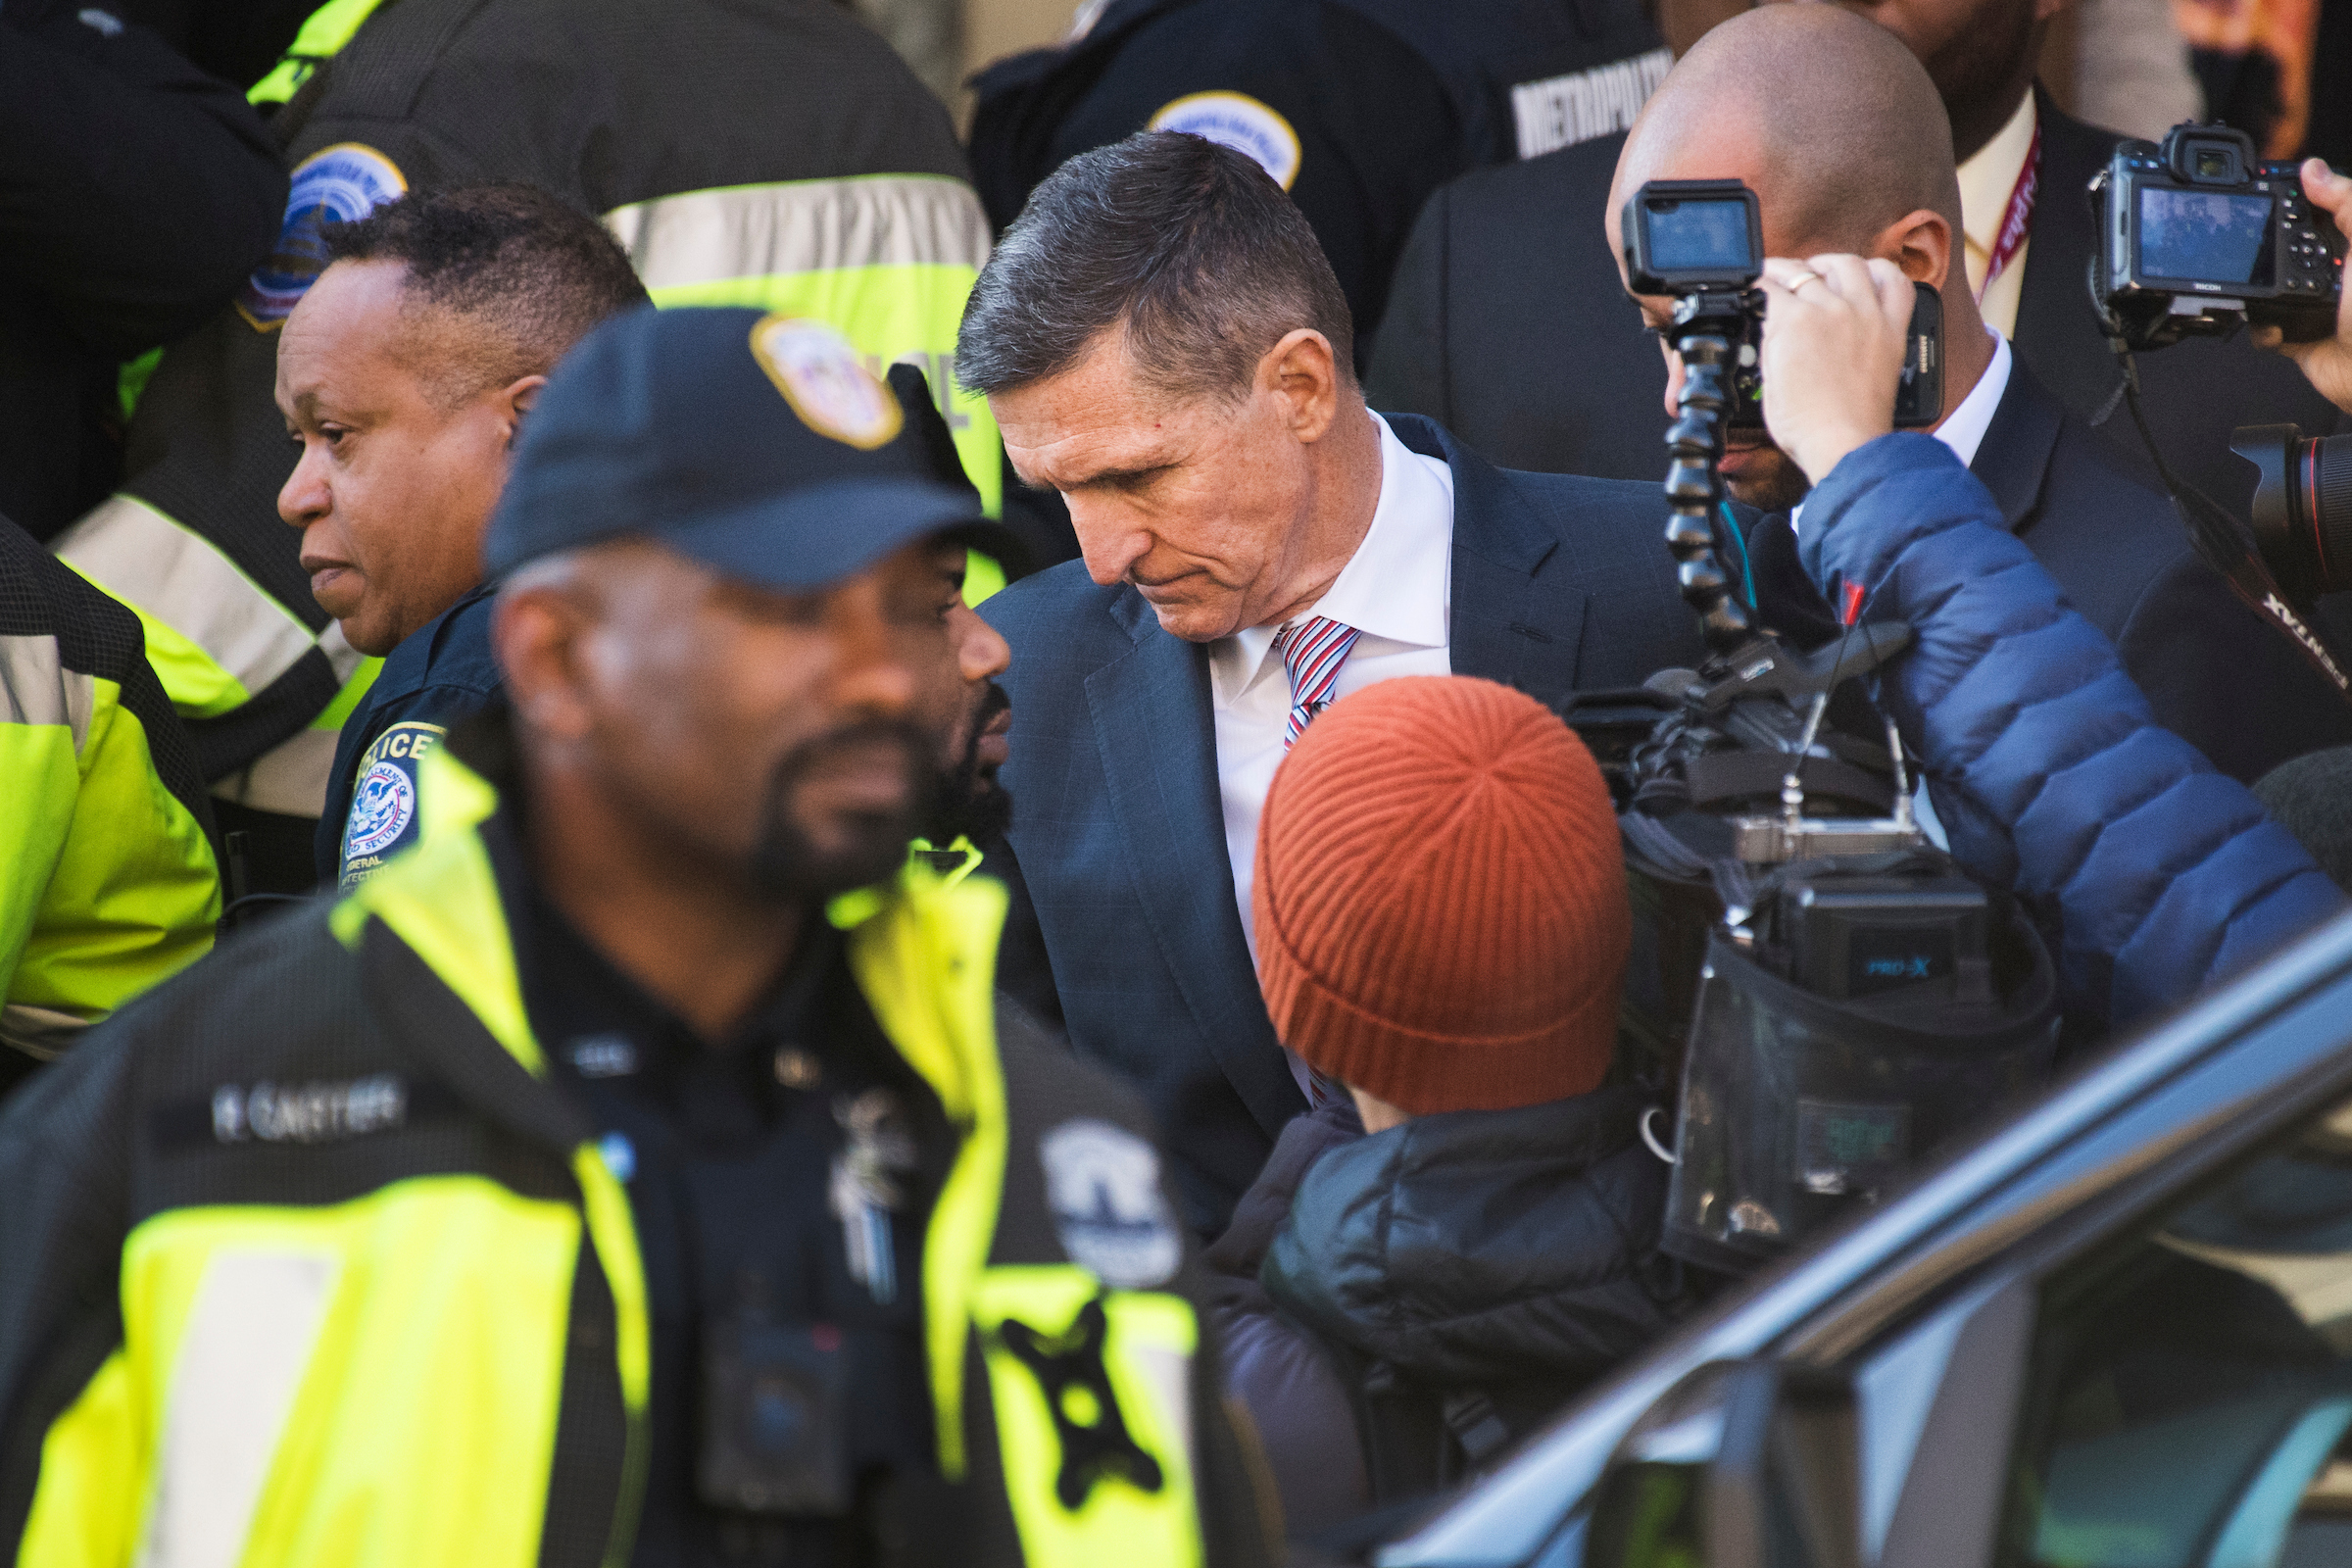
1201, 675, 1684, 1537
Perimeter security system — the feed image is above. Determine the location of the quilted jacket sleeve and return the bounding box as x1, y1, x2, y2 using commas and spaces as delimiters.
1795, 433, 2347, 1034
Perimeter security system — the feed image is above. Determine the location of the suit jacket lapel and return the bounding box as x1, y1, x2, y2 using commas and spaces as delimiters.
1970, 359, 2064, 531
1082, 593, 1303, 1139
1385, 415, 1590, 700
2013, 89, 2131, 426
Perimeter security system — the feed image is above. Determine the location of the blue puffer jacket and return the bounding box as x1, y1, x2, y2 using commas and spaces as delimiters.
1796, 434, 2348, 1034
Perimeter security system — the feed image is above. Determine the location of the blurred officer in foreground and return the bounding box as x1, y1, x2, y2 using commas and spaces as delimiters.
1613, 5, 2352, 784
968, 0, 1671, 367
1371, 0, 2344, 512
291, 185, 650, 895
963, 133, 1708, 1236
0, 309, 1273, 1568
0, 0, 285, 542
0, 516, 218, 1086
53, 0, 999, 864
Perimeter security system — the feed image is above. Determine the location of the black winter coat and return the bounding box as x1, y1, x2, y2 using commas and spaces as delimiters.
1206, 1088, 1682, 1534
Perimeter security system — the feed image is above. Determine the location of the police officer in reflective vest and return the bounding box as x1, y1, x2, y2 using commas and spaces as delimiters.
0, 515, 219, 1083
967, 0, 1670, 366
54, 0, 999, 883
0, 309, 1275, 1568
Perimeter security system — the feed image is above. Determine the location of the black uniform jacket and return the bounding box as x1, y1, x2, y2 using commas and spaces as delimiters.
967, 0, 1666, 361
1369, 88, 2351, 509
976, 414, 1710, 1238
0, 0, 282, 540
1741, 358, 2352, 785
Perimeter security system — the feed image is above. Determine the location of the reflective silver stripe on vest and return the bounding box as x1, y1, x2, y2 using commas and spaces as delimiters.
606, 175, 992, 293
135, 1251, 336, 1568
54, 494, 317, 698
212, 723, 342, 818
0, 634, 95, 752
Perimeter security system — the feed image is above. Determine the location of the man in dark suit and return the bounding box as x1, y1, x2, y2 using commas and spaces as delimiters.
958, 132, 1708, 1235
1619, 6, 2352, 783
1369, 0, 2348, 514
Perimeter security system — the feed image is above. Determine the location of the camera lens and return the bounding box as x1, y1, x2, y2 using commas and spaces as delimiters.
2231, 426, 2352, 606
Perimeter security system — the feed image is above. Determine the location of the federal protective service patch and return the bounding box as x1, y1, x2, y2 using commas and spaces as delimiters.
1148, 91, 1301, 190
237, 142, 408, 330
748, 316, 904, 450
337, 720, 444, 894
1040, 1118, 1181, 1289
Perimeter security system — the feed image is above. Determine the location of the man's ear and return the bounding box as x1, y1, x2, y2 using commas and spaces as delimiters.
1259, 327, 1344, 444
497, 373, 549, 449
491, 574, 593, 744
1876, 209, 1955, 293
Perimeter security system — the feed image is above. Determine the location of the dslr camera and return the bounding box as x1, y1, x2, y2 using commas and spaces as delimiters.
1622, 178, 1944, 429
2089, 122, 2344, 353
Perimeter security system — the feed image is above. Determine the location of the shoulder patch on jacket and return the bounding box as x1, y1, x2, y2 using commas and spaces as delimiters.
1041, 1118, 1181, 1289
237, 142, 409, 330
1147, 92, 1300, 189
338, 720, 443, 892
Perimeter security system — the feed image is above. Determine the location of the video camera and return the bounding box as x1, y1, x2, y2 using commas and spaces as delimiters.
1569, 180, 2061, 1275
1622, 179, 1945, 431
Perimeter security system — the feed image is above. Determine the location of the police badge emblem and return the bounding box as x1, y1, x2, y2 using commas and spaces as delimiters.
236, 143, 408, 330
1039, 1119, 1181, 1290
344, 760, 416, 861
1147, 92, 1302, 190
747, 317, 903, 450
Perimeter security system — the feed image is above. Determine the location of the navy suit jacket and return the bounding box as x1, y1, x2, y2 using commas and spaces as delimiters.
978, 414, 1708, 1235
1745, 358, 2352, 785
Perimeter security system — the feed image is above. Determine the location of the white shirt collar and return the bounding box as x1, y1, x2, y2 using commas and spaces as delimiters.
1957, 91, 2039, 257
1934, 326, 2011, 470
1789, 328, 2009, 535
1211, 412, 1455, 702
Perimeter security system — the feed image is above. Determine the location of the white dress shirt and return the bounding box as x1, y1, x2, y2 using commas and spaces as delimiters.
1211, 413, 1455, 961
1958, 92, 2039, 338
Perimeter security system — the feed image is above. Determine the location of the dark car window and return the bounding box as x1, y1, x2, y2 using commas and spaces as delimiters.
1999, 1099, 2352, 1568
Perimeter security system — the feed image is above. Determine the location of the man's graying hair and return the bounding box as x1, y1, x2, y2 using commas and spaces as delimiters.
956, 132, 1354, 402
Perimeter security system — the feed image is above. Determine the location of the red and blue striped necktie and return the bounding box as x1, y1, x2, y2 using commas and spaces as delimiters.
1275, 615, 1362, 749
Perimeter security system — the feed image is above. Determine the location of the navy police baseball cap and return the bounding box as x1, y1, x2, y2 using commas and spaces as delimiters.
484, 306, 1013, 587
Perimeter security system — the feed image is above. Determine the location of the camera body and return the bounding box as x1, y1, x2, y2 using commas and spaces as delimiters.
1621, 178, 1944, 430
2090, 122, 2344, 352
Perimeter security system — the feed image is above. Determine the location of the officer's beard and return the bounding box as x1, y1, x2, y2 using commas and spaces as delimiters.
746, 719, 944, 902
926, 682, 1014, 847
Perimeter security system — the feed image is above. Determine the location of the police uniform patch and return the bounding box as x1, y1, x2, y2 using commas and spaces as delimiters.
236, 142, 408, 331
1040, 1119, 1181, 1290
748, 316, 904, 450
337, 720, 443, 893
1147, 92, 1301, 190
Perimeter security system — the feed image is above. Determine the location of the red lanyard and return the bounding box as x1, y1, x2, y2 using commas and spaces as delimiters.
1979, 122, 2042, 300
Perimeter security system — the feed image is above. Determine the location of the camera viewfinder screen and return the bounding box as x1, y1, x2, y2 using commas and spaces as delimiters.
1645, 199, 1753, 272
2137, 186, 2274, 283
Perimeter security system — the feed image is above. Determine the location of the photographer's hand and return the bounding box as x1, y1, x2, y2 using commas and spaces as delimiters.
1757, 254, 1917, 484
2253, 159, 2352, 415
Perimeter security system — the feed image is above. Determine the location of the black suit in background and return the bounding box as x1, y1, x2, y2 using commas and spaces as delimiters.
1369, 89, 2351, 513
1741, 358, 2352, 785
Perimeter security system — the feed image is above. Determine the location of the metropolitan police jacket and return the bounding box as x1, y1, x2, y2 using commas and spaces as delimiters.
0, 515, 218, 1070
54, 0, 996, 820
967, 0, 1668, 363
0, 752, 1276, 1568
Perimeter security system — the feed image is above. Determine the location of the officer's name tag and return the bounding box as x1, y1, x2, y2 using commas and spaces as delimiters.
1510, 48, 1673, 160
339, 720, 446, 894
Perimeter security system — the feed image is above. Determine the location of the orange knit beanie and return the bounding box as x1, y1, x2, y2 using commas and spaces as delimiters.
1252, 675, 1629, 1116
